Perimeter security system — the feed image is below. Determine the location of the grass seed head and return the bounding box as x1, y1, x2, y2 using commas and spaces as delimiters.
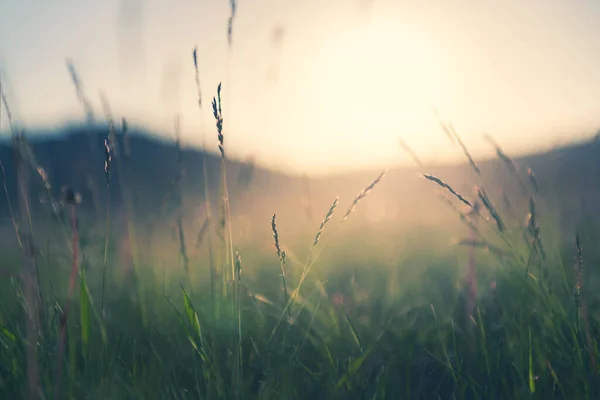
104, 138, 112, 185
432, 108, 455, 144
212, 83, 224, 158
37, 167, 51, 191
575, 234, 583, 296
448, 123, 480, 175
235, 250, 242, 281
476, 186, 505, 232
227, 0, 237, 47
528, 168, 540, 194
342, 171, 385, 222
422, 174, 472, 208
192, 47, 202, 108
66, 59, 95, 124
313, 197, 339, 247
122, 118, 131, 159
398, 138, 424, 167
100, 93, 119, 158
271, 214, 283, 261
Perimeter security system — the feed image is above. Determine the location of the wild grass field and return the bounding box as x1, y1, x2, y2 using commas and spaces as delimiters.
2, 49, 600, 400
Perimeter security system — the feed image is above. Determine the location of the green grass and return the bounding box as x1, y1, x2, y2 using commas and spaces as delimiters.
1, 216, 599, 399
1, 131, 599, 399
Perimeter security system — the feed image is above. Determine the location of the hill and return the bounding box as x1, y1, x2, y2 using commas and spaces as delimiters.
0, 125, 597, 246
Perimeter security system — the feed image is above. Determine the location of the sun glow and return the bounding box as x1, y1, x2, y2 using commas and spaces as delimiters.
313, 18, 447, 167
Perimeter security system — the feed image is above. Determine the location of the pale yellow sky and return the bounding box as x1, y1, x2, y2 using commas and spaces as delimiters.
1, 0, 599, 175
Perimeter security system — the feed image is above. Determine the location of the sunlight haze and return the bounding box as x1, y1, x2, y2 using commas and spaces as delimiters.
1, 0, 600, 175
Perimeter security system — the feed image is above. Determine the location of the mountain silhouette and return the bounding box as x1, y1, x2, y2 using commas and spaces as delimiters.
0, 124, 597, 244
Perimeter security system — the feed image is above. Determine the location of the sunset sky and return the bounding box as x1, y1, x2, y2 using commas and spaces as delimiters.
1, 0, 600, 174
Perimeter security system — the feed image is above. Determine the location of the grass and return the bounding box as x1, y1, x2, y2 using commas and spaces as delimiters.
1, 47, 600, 400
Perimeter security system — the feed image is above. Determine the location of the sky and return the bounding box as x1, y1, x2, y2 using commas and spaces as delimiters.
1, 0, 600, 175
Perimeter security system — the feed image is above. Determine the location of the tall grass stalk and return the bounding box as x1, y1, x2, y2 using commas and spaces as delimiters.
448, 123, 480, 175
484, 134, 530, 196
192, 47, 216, 305
234, 251, 243, 399
270, 172, 386, 343
211, 82, 241, 398
342, 171, 385, 222
2, 84, 42, 400
0, 161, 21, 247
398, 137, 424, 167
227, 0, 237, 48
575, 234, 596, 373
0, 84, 21, 248
100, 133, 112, 317
19, 169, 39, 396
174, 116, 190, 280
271, 214, 289, 317
192, 48, 222, 393
54, 189, 80, 400
268, 198, 338, 343
100, 94, 146, 325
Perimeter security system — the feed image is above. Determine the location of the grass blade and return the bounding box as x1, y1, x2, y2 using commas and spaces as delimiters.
529, 325, 535, 394
80, 267, 91, 358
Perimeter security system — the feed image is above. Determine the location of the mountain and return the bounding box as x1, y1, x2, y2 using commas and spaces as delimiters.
0, 125, 597, 247
0, 124, 285, 216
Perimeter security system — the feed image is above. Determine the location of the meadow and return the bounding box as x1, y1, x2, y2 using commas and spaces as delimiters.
1, 59, 600, 400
